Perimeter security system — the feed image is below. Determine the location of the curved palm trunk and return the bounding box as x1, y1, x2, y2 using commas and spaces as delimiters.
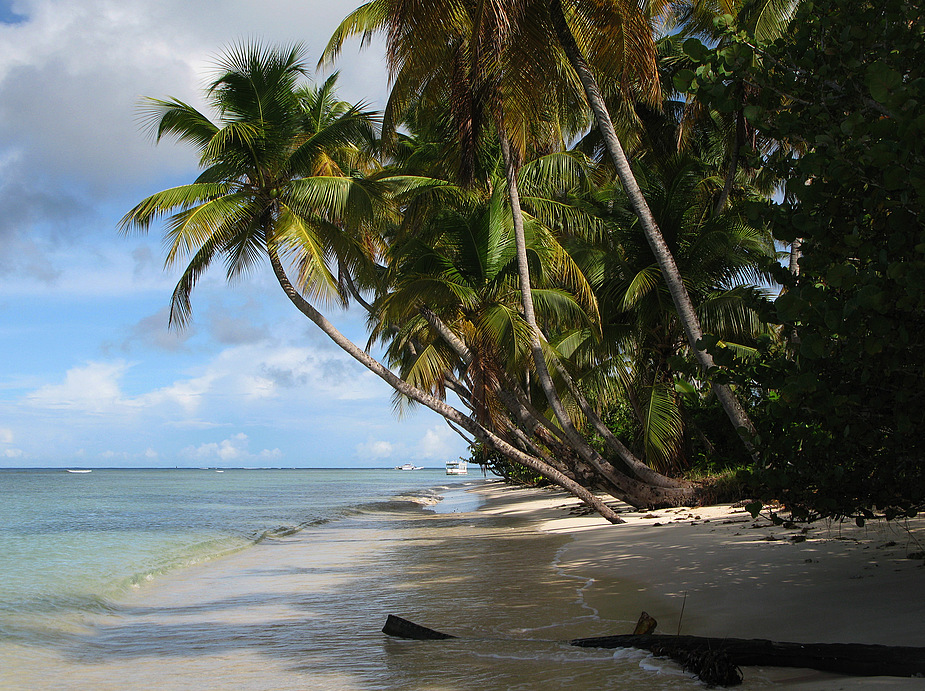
499, 133, 700, 504
549, 0, 758, 454
266, 244, 625, 522
548, 357, 690, 489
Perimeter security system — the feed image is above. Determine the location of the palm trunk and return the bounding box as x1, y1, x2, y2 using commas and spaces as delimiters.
714, 108, 745, 215
267, 244, 625, 522
499, 132, 700, 504
789, 238, 802, 276
549, 0, 758, 453
549, 357, 689, 489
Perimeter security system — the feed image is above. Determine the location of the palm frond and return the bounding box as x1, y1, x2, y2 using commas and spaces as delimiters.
119, 183, 234, 233
162, 193, 254, 268
273, 203, 343, 306
318, 0, 390, 67
620, 265, 661, 310
138, 98, 218, 149
641, 381, 684, 471
168, 234, 223, 329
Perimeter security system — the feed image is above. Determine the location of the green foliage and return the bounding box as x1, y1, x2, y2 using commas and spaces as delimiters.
682, 0, 925, 518
122, 43, 383, 327
571, 150, 776, 473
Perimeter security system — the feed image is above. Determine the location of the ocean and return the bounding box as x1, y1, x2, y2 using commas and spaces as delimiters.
0, 467, 709, 689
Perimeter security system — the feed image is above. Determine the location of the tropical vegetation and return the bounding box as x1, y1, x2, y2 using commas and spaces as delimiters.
122, 0, 924, 523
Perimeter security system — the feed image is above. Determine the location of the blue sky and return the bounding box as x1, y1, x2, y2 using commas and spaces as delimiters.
0, 0, 469, 468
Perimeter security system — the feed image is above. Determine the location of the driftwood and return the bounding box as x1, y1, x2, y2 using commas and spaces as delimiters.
383, 614, 456, 640
572, 633, 925, 679
382, 615, 925, 685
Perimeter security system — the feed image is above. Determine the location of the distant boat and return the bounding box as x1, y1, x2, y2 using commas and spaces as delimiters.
395, 463, 423, 471
445, 459, 468, 475
66, 469, 92, 474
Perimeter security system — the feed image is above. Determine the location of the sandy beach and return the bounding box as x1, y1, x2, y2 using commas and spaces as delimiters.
475, 481, 925, 688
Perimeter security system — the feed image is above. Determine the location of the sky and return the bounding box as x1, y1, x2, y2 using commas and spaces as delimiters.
0, 0, 470, 468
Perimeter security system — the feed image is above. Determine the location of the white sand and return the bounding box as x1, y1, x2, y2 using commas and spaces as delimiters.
474, 481, 925, 688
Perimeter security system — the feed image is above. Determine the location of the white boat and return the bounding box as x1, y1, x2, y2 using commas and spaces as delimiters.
445, 459, 468, 475
66, 469, 92, 473
395, 463, 423, 471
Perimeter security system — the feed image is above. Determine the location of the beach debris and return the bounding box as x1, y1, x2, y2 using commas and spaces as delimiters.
633, 611, 657, 635
382, 615, 456, 640
382, 615, 925, 685
650, 643, 743, 687
571, 633, 925, 680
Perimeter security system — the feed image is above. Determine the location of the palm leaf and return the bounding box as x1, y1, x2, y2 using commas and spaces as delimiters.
273, 203, 342, 306
119, 183, 233, 232
318, 0, 390, 67
161, 193, 254, 268
138, 98, 218, 149
640, 381, 684, 471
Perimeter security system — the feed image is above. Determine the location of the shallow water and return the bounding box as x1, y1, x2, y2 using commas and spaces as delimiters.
0, 470, 786, 689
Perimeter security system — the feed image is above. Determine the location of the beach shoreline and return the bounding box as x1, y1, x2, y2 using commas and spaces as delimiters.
471, 480, 925, 688
5, 472, 923, 689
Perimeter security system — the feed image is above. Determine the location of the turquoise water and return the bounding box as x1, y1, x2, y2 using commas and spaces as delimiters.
0, 468, 474, 622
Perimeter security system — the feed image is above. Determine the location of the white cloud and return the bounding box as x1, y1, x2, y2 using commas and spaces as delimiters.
21, 333, 389, 430
0, 0, 388, 194
180, 433, 281, 464
414, 426, 456, 460
0, 427, 22, 457
356, 439, 394, 459
25, 360, 133, 414
0, 0, 390, 295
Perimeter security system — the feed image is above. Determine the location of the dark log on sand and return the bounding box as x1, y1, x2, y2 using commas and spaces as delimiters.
383, 615, 925, 685
573, 634, 925, 679
383, 615, 456, 640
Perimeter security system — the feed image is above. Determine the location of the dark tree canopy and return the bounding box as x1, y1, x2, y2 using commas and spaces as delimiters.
681, 0, 925, 518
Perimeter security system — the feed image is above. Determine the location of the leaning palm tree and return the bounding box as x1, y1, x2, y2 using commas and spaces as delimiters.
121, 41, 629, 521
568, 152, 777, 470
543, 0, 761, 453
369, 122, 701, 502
374, 166, 604, 471
321, 0, 703, 497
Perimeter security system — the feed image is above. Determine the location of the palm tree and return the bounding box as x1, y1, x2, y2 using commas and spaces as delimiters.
121, 42, 627, 521
322, 0, 587, 416
546, 0, 761, 454
322, 0, 707, 502
567, 152, 777, 470
373, 162, 598, 459
324, 0, 762, 462
368, 122, 701, 502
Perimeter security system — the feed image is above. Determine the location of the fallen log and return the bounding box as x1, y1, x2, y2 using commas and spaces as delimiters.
383, 614, 456, 640
571, 633, 925, 679
382, 615, 925, 683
